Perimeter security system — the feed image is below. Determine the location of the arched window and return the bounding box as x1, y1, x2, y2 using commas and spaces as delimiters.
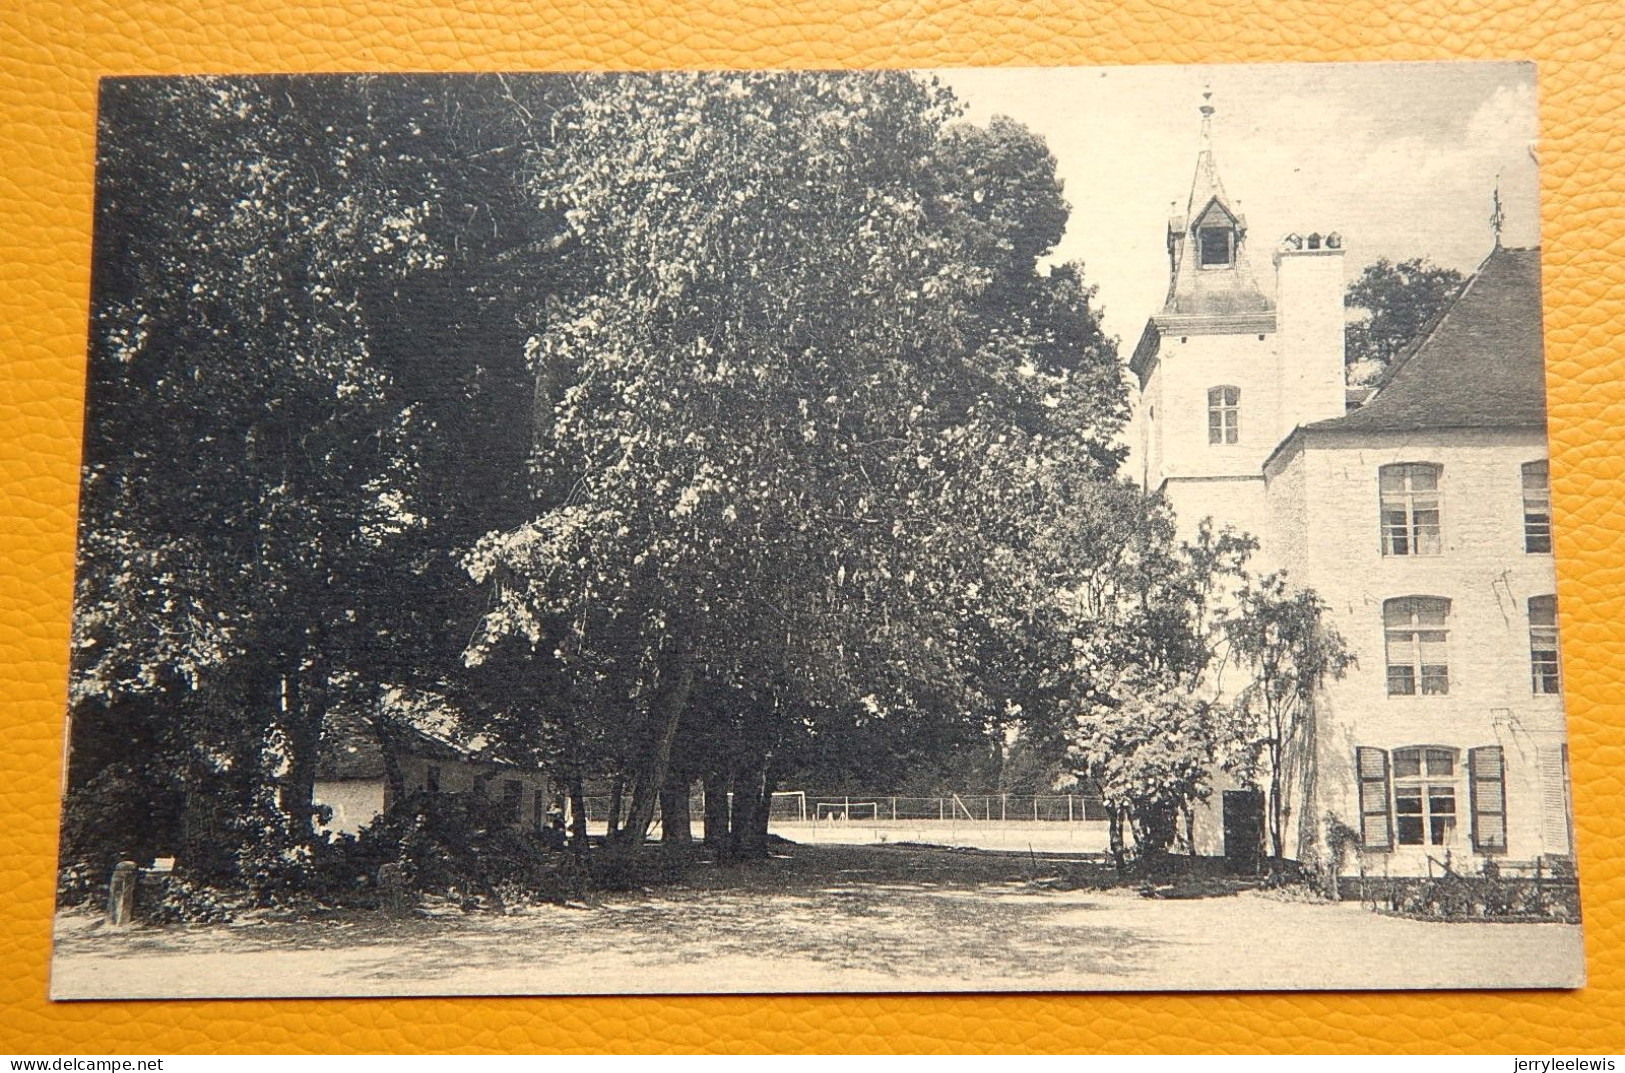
1522, 460, 1552, 553
1207, 385, 1239, 445
1384, 596, 1450, 696
1379, 463, 1442, 556
1529, 594, 1561, 695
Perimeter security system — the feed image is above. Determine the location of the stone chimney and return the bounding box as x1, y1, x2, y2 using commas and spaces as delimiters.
1273, 231, 1348, 439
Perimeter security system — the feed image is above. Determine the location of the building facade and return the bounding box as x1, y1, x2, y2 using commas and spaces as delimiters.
1131, 101, 1571, 876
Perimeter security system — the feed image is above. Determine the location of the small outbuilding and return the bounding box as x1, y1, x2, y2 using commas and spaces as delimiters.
313, 688, 554, 836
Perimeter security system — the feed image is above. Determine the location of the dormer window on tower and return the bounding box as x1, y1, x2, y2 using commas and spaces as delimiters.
1194, 199, 1238, 269
1199, 227, 1233, 267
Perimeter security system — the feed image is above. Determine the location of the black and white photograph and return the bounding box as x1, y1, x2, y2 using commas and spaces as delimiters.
50, 60, 1583, 999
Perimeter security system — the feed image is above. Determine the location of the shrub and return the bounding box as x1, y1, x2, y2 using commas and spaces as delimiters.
320, 791, 582, 909
56, 861, 100, 909
1387, 870, 1580, 923
55, 763, 182, 907
143, 874, 239, 925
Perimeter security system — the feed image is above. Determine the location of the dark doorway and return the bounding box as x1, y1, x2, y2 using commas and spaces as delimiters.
1223, 790, 1265, 874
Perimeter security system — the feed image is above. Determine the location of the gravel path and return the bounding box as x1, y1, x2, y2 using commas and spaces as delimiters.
50, 843, 1584, 999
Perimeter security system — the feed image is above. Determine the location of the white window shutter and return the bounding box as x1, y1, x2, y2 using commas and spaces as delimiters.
1538, 746, 1572, 856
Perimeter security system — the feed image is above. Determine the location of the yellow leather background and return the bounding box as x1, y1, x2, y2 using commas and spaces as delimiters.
3, 0, 1623, 1055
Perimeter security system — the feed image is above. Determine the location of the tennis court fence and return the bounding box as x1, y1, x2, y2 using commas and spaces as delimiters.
575, 790, 1109, 828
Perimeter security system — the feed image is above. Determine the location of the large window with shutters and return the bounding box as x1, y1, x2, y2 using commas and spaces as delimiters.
1522, 460, 1552, 553
1384, 596, 1450, 696
1379, 463, 1442, 556
1392, 746, 1458, 847
1358, 745, 1507, 853
1207, 386, 1239, 445
1529, 594, 1561, 695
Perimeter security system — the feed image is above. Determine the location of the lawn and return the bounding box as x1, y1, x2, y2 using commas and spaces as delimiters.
50, 842, 1585, 999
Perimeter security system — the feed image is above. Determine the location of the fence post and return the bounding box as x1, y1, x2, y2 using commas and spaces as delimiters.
1068, 795, 1074, 823
939, 797, 944, 822
891, 797, 897, 822
378, 862, 409, 916
1034, 797, 1039, 822
106, 860, 137, 926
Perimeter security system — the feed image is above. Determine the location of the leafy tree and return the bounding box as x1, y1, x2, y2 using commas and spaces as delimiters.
1222, 572, 1354, 863
465, 71, 1128, 856
1043, 493, 1254, 865
1067, 672, 1236, 870
1344, 256, 1465, 384
69, 75, 560, 886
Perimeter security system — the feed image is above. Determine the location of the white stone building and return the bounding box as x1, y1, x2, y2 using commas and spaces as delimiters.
313, 691, 555, 837
1130, 99, 1571, 876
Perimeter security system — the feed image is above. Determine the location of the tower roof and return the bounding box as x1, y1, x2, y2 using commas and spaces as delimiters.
1185, 96, 1232, 223
1131, 92, 1277, 382
1157, 91, 1274, 320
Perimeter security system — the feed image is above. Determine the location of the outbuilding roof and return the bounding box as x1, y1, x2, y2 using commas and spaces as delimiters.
314, 687, 543, 780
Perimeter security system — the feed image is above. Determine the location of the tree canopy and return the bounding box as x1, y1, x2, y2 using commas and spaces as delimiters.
70, 74, 563, 883
463, 71, 1129, 851
64, 71, 1345, 892
1344, 256, 1465, 386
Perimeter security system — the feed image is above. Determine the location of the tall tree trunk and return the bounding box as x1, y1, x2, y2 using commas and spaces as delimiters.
730, 749, 770, 858
702, 769, 731, 849
1108, 806, 1127, 876
616, 637, 696, 847
567, 774, 589, 850
177, 685, 240, 880
754, 761, 780, 845
373, 716, 408, 811
605, 774, 625, 838
556, 698, 591, 850
180, 762, 244, 883
1268, 767, 1285, 863
659, 772, 693, 845
279, 650, 328, 842
1293, 697, 1319, 864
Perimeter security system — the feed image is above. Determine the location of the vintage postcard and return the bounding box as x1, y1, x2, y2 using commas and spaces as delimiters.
51, 61, 1583, 999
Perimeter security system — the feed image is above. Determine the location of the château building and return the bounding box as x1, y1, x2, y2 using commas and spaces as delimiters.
1130, 96, 1572, 877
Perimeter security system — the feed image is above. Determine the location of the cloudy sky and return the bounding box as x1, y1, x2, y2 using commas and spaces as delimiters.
935, 62, 1540, 348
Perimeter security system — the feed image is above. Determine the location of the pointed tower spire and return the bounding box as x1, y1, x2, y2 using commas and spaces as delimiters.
1155, 86, 1272, 317
1187, 87, 1232, 221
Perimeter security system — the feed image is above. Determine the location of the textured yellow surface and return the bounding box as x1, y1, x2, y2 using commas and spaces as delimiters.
2, 0, 1623, 1055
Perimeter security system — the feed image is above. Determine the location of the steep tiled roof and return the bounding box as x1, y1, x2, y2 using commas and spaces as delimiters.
1161, 244, 1275, 317
315, 687, 545, 780
1308, 245, 1547, 434
1130, 129, 1277, 382
316, 707, 387, 780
